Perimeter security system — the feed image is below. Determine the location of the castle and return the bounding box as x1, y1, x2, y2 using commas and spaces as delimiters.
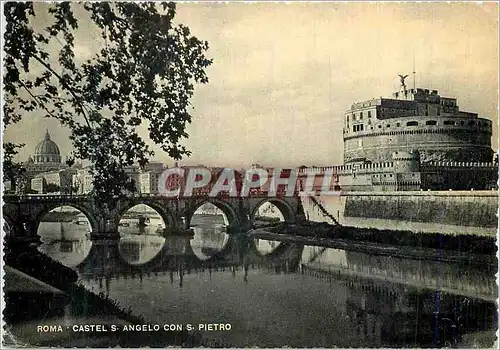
300, 76, 498, 191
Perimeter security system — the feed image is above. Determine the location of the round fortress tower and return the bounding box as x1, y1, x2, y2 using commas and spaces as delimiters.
392, 150, 420, 173
343, 77, 493, 164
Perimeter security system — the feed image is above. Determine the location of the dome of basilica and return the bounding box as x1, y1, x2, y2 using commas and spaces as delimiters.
34, 130, 61, 164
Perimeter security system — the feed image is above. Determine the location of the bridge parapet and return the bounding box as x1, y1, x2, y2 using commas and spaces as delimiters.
3, 194, 305, 241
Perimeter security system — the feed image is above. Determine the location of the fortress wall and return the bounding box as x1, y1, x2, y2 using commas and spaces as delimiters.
338, 173, 372, 187
343, 191, 498, 228
298, 163, 496, 192
395, 172, 421, 183
421, 166, 498, 191
344, 129, 492, 163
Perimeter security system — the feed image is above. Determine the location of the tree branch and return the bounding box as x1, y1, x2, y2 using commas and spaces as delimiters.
20, 81, 60, 121
32, 53, 93, 129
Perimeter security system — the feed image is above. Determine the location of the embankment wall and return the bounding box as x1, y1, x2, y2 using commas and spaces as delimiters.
343, 191, 498, 228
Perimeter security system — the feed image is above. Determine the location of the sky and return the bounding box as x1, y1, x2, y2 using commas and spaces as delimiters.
4, 2, 499, 168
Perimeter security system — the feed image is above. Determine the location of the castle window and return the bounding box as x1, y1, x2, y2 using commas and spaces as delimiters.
378, 125, 382, 129
387, 124, 390, 128
360, 112, 363, 119
443, 120, 455, 125
352, 124, 364, 132
406, 121, 418, 126
368, 111, 372, 118
347, 115, 349, 122
396, 123, 400, 127
425, 120, 437, 126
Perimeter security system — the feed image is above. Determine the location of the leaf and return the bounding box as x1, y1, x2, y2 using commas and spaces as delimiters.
4, 1, 211, 213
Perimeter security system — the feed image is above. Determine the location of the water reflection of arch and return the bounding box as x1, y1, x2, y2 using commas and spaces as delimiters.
186, 198, 239, 229
250, 198, 296, 224
76, 234, 182, 276
179, 235, 304, 275
182, 233, 241, 267
33, 203, 98, 234
76, 234, 305, 278
115, 199, 179, 229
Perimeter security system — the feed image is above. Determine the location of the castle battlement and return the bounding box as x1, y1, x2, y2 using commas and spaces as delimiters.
424, 161, 496, 168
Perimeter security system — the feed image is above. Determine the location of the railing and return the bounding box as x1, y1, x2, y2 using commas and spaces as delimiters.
3, 194, 89, 200
3, 191, 295, 201
308, 196, 340, 225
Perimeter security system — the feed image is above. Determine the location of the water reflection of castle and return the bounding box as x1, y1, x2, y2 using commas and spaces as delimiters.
341, 281, 494, 347
300, 247, 496, 348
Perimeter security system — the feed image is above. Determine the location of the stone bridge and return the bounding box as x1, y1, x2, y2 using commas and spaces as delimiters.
2, 194, 306, 242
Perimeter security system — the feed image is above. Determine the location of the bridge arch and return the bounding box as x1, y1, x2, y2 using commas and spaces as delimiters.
186, 198, 240, 229
250, 197, 297, 225
114, 200, 179, 230
33, 203, 99, 235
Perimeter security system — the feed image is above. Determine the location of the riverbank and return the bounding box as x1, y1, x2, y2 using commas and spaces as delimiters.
250, 230, 495, 268
250, 221, 496, 264
3, 244, 221, 347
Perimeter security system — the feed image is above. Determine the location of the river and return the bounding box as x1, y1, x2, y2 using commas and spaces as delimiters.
34, 214, 497, 348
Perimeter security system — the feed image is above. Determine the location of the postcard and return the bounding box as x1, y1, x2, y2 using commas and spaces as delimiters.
2, 2, 498, 348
